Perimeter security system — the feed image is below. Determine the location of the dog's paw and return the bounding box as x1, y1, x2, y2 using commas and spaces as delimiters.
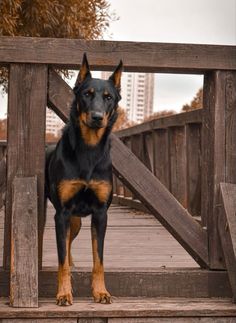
56, 292, 73, 306
93, 290, 112, 304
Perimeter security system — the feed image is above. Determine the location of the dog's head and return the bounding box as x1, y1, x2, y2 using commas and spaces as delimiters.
73, 54, 122, 131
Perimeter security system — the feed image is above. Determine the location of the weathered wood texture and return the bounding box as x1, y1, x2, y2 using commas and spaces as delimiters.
219, 183, 236, 302
202, 71, 236, 269
0, 158, 6, 210
116, 109, 203, 138
169, 126, 187, 208
0, 204, 232, 298
0, 297, 235, 319
186, 123, 201, 216
10, 177, 38, 307
153, 129, 170, 189
109, 318, 236, 323
5, 64, 47, 269
0, 37, 236, 72
111, 136, 208, 268
47, 69, 209, 268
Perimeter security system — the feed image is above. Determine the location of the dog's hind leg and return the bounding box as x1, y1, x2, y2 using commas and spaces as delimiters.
55, 209, 73, 306
69, 216, 82, 266
91, 208, 111, 304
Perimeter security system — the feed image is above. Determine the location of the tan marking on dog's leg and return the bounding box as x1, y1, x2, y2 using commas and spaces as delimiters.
57, 228, 73, 306
91, 226, 111, 304
69, 216, 82, 266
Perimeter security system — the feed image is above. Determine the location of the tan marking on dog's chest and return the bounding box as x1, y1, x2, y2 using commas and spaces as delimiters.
58, 179, 86, 203
58, 179, 111, 204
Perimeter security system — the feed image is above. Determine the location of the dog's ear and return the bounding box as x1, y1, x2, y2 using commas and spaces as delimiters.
75, 53, 91, 87
109, 60, 123, 92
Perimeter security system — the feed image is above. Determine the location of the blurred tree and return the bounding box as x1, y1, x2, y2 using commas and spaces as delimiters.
182, 88, 203, 112
0, 0, 116, 92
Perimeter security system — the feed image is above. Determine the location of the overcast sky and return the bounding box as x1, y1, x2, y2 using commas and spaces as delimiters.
0, 0, 235, 118
104, 0, 236, 113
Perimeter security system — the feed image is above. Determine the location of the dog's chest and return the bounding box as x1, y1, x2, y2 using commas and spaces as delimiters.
58, 178, 111, 205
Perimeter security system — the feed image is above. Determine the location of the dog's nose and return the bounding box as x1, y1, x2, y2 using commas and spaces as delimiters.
91, 111, 104, 121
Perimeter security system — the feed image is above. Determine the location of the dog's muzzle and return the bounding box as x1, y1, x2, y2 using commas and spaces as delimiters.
89, 111, 105, 128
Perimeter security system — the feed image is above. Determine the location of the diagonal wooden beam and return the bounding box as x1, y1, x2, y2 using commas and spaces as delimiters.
48, 69, 209, 268
219, 183, 236, 302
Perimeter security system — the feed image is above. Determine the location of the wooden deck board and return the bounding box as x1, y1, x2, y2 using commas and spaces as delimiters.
0, 203, 198, 268
0, 297, 235, 319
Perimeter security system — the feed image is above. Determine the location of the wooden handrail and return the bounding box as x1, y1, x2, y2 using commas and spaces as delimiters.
0, 37, 235, 73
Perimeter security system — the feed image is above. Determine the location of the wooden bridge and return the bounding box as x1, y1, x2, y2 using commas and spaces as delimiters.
0, 36, 236, 322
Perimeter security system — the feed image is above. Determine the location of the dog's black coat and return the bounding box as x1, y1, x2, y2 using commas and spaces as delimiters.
45, 55, 122, 268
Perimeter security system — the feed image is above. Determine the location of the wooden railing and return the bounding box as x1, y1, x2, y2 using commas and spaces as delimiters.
113, 109, 202, 218
0, 37, 235, 305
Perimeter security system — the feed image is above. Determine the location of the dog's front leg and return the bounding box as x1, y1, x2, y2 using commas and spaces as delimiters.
91, 208, 111, 304
55, 209, 73, 306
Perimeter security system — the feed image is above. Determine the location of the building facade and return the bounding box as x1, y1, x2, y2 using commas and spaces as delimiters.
102, 72, 154, 123
46, 108, 64, 136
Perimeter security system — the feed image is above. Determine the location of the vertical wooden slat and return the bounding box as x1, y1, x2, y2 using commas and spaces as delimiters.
143, 131, 154, 172
153, 129, 170, 190
10, 177, 38, 307
123, 137, 133, 199
169, 126, 187, 208
186, 123, 201, 217
225, 72, 236, 183
201, 71, 227, 269
4, 64, 47, 270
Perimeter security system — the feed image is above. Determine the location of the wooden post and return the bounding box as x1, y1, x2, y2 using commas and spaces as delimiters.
169, 126, 187, 208
10, 176, 38, 307
4, 64, 47, 274
202, 71, 236, 269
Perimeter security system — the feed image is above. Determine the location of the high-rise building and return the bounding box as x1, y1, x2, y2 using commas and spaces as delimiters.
102, 72, 154, 123
46, 108, 64, 136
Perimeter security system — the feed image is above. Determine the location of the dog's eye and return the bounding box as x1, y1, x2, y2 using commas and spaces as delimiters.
104, 94, 112, 101
84, 92, 90, 97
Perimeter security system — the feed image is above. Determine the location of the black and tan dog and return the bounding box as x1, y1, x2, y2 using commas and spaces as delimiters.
45, 54, 122, 305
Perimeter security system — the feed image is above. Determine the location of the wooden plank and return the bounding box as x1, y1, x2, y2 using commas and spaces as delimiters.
0, 37, 236, 72
186, 123, 201, 216
2, 320, 77, 323
169, 126, 187, 208
111, 135, 208, 267
225, 72, 236, 183
112, 196, 149, 213
4, 64, 47, 269
47, 70, 209, 268
116, 109, 203, 138
48, 69, 73, 123
0, 158, 6, 210
122, 138, 133, 199
201, 71, 226, 268
219, 183, 236, 302
153, 129, 170, 190
10, 177, 38, 307
0, 297, 235, 319
109, 319, 236, 323
143, 132, 154, 172
78, 319, 106, 323
0, 268, 232, 298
